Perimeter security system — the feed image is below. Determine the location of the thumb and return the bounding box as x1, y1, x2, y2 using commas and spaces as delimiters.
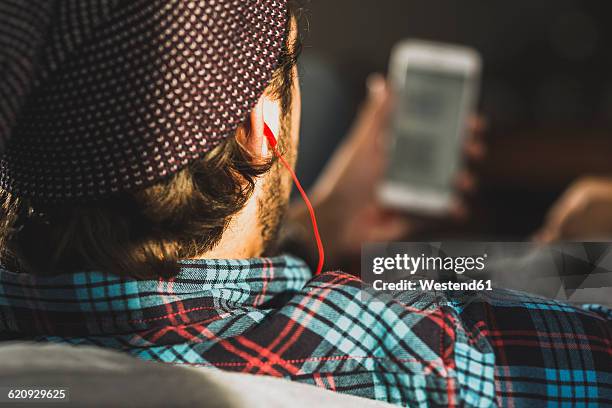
350, 74, 393, 144
365, 73, 392, 122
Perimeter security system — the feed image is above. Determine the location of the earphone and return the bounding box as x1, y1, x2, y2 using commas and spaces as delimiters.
264, 122, 325, 275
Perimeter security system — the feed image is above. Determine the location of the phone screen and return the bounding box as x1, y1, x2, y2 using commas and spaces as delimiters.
386, 68, 468, 196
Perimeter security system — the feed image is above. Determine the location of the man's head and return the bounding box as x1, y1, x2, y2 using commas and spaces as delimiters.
0, 1, 302, 278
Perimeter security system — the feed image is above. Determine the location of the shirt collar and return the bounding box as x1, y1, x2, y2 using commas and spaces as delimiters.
0, 255, 312, 337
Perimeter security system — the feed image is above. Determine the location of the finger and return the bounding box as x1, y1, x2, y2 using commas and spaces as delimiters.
467, 115, 488, 136
454, 170, 478, 195
464, 138, 487, 162
464, 115, 487, 162
348, 74, 392, 146
343, 74, 394, 165
368, 74, 393, 117
367, 73, 388, 100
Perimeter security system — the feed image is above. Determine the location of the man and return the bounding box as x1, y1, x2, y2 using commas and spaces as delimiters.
0, 1, 610, 407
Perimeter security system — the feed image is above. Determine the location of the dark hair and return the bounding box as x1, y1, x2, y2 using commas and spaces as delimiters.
0, 4, 302, 279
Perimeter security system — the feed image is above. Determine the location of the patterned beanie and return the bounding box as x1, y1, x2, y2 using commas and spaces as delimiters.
0, 0, 289, 202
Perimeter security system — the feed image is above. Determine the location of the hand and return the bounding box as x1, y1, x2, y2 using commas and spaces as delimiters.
534, 177, 612, 243
289, 74, 486, 268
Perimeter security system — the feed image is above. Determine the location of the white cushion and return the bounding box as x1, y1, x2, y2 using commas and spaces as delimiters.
0, 342, 393, 408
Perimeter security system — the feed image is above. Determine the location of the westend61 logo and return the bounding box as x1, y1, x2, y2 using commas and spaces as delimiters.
362, 245, 494, 294
372, 253, 488, 275
362, 242, 612, 301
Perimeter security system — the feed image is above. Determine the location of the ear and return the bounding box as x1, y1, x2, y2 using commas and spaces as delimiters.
237, 94, 282, 160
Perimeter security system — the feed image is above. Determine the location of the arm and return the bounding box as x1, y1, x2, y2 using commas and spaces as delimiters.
286, 75, 485, 269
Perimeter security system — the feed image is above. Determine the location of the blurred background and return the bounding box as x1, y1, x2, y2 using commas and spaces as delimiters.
296, 0, 612, 240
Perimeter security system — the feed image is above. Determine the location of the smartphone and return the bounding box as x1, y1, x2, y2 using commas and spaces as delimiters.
378, 40, 481, 215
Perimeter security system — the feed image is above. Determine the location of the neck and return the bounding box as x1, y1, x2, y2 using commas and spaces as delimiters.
195, 192, 264, 260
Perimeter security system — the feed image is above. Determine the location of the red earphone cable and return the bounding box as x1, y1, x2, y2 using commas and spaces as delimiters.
264, 123, 325, 275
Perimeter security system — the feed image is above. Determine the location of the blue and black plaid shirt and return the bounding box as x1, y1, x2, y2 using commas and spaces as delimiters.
0, 255, 610, 407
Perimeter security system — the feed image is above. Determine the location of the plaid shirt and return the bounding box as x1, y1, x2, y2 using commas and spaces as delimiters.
0, 255, 610, 407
